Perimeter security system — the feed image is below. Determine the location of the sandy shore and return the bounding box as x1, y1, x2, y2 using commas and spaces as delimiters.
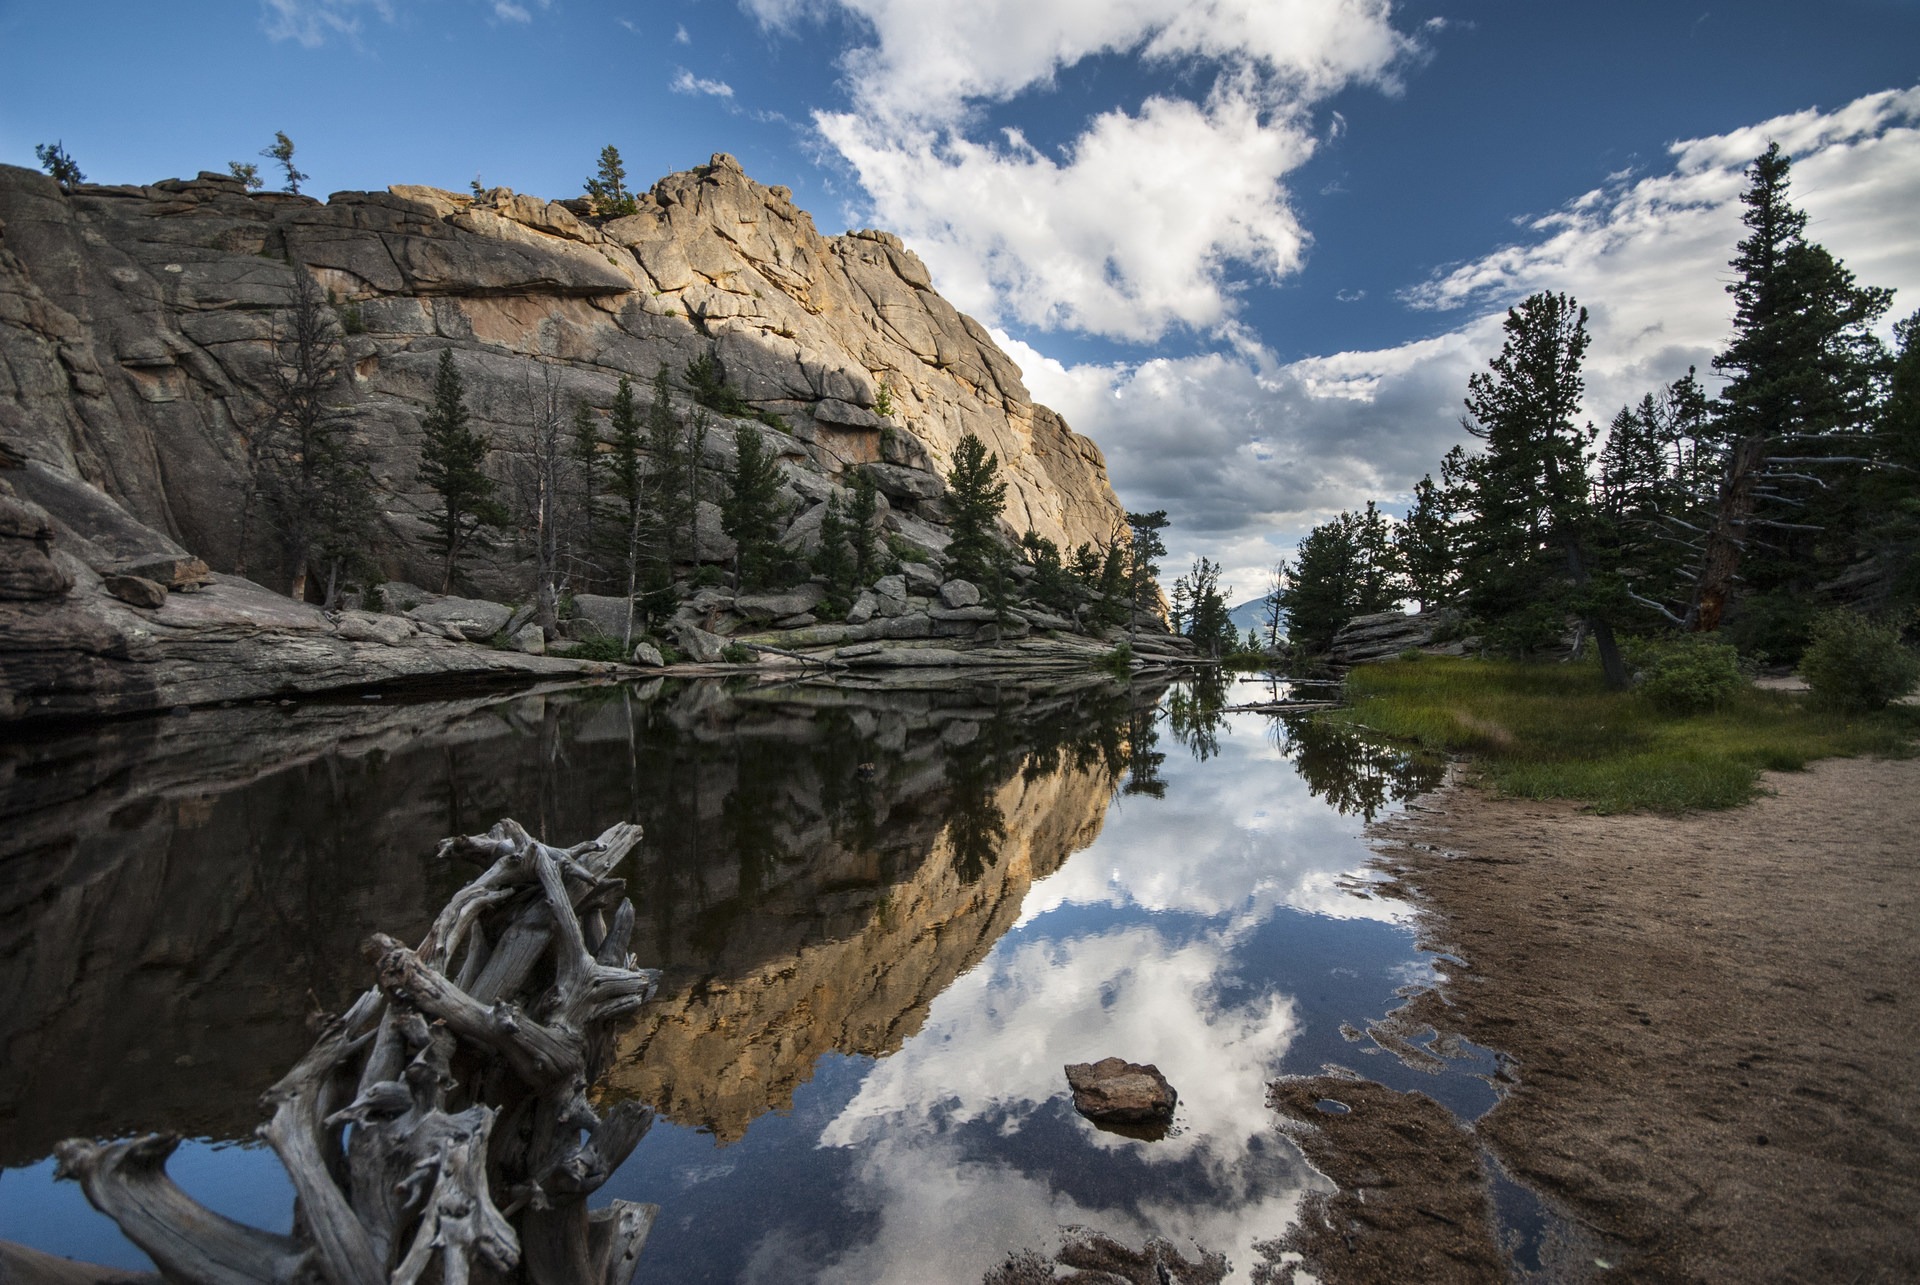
1272, 756, 1920, 1284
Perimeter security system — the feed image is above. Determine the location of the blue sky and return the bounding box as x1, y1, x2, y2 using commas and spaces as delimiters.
4, 0, 1918, 596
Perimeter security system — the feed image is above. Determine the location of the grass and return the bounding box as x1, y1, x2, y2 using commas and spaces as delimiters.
1328, 655, 1920, 813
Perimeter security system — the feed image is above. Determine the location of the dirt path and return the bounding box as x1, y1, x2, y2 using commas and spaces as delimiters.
1314, 756, 1920, 1282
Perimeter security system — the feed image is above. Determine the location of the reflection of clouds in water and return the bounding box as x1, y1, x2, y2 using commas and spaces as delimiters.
803, 923, 1318, 1282
799, 1127, 1312, 1285
1023, 715, 1408, 926
825, 926, 1293, 1154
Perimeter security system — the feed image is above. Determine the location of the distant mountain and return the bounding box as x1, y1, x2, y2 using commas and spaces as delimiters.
1227, 597, 1276, 642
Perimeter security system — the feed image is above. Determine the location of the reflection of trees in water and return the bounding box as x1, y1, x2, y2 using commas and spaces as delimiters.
1122, 694, 1167, 798
1166, 670, 1231, 762
1273, 713, 1447, 822
942, 681, 1159, 882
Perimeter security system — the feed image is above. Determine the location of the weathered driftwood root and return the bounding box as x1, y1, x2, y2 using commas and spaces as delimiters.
56, 819, 662, 1285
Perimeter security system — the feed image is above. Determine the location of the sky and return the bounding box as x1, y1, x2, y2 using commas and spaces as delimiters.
3, 0, 1918, 601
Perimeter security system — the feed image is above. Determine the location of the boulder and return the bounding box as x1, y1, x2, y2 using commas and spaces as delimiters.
509, 623, 545, 655
407, 596, 512, 641
864, 462, 943, 503
1065, 1057, 1177, 1127
672, 622, 728, 663
872, 574, 908, 617
103, 574, 167, 609
568, 593, 637, 640
631, 642, 665, 667
1326, 608, 1463, 666
333, 611, 416, 646
845, 591, 878, 626
938, 579, 980, 609
734, 583, 827, 623
374, 582, 436, 613
901, 561, 941, 592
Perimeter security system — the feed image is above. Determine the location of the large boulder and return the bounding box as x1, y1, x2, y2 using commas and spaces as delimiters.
407, 596, 512, 641
569, 593, 637, 640
1327, 608, 1465, 666
734, 583, 827, 623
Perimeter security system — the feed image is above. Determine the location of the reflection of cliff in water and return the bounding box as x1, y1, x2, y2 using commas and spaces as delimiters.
604, 676, 1162, 1142
0, 675, 1161, 1166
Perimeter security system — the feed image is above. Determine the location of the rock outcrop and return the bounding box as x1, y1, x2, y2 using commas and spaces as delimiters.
0, 158, 1127, 602
1325, 608, 1470, 668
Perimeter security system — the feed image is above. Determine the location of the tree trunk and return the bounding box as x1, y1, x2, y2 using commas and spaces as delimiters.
1690, 432, 1769, 633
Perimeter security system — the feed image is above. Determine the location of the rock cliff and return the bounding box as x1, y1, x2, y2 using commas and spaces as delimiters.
0, 156, 1127, 599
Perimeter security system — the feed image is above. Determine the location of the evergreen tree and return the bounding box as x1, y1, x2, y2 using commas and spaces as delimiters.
1020, 529, 1073, 613
1176, 557, 1235, 657
418, 349, 505, 592
584, 145, 638, 218
814, 492, 855, 608
34, 142, 84, 190
1124, 510, 1170, 635
1694, 144, 1893, 635
944, 432, 1008, 582
261, 131, 308, 195
258, 270, 360, 602
1395, 472, 1456, 611
848, 466, 883, 582
227, 161, 263, 190
1864, 311, 1920, 619
724, 424, 786, 589
1452, 291, 1628, 684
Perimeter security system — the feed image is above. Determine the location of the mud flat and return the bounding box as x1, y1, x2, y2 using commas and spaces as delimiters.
1285, 756, 1920, 1283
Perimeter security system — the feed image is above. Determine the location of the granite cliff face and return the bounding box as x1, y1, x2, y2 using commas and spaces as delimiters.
0, 155, 1126, 598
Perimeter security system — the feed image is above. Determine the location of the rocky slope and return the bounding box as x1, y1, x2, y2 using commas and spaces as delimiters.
0, 156, 1126, 596
0, 157, 1172, 718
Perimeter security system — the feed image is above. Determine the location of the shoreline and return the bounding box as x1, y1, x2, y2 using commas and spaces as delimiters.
1275, 756, 1920, 1282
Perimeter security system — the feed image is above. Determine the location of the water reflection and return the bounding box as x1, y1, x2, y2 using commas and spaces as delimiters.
1, 673, 1461, 1281
1270, 712, 1447, 822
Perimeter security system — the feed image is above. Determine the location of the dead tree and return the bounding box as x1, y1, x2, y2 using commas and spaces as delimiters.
55, 819, 662, 1285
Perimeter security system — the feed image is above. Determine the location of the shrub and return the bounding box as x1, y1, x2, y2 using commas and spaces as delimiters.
1800, 611, 1920, 712
359, 583, 385, 612
694, 564, 726, 588
1637, 635, 1746, 714
568, 636, 632, 663
720, 642, 755, 664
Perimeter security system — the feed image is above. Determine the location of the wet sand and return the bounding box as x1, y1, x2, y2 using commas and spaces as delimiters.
1281, 756, 1920, 1283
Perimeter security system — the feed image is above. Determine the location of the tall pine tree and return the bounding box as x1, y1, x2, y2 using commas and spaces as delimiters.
418, 349, 505, 593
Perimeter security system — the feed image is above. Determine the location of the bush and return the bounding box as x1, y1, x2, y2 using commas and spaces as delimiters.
720, 643, 756, 664
694, 564, 726, 588
1800, 611, 1920, 712
568, 636, 632, 663
1637, 635, 1746, 714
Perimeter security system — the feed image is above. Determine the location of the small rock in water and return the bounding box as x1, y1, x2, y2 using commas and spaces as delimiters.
1065, 1057, 1177, 1129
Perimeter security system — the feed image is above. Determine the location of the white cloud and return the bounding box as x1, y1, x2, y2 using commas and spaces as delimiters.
493, 0, 530, 21
754, 0, 1418, 342
674, 22, 690, 43
671, 69, 736, 98
1010, 88, 1920, 594
260, 0, 390, 46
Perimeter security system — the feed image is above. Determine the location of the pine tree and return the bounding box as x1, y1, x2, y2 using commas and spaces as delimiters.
418, 349, 505, 592
34, 142, 85, 190
261, 131, 308, 195
813, 493, 855, 609
1452, 291, 1628, 684
1395, 472, 1456, 611
259, 271, 363, 602
944, 432, 1008, 582
1693, 144, 1892, 635
570, 400, 602, 582
724, 424, 786, 590
848, 466, 883, 583
584, 145, 637, 218
642, 366, 688, 604
1124, 510, 1170, 635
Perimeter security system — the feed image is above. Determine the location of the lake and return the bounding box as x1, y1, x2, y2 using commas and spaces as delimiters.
0, 670, 1496, 1281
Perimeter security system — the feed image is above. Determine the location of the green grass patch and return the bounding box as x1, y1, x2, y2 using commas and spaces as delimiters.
1329, 656, 1919, 813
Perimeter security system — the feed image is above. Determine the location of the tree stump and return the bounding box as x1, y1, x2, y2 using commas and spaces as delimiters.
54, 819, 662, 1285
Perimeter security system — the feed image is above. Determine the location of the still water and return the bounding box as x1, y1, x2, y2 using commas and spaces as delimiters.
0, 671, 1467, 1281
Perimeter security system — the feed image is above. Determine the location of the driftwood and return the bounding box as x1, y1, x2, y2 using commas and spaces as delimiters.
53, 819, 662, 1285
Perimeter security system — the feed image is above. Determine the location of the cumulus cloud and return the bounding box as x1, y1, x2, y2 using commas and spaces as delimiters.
1013, 88, 1920, 595
753, 0, 1417, 341
671, 69, 736, 98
